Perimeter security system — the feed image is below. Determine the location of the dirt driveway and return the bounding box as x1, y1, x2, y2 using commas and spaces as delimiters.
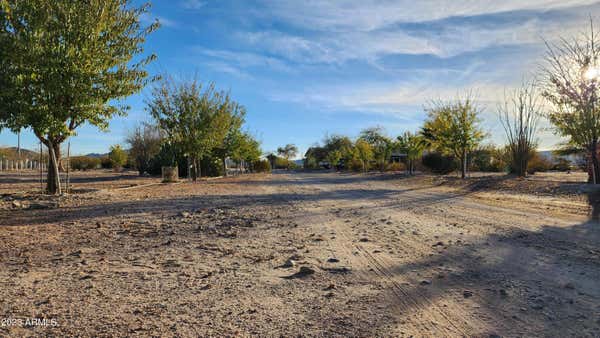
1, 171, 599, 337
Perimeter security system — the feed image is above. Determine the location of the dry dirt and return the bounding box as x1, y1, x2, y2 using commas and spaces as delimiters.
1, 170, 599, 337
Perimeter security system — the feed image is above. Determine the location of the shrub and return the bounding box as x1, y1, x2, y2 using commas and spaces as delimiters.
527, 152, 553, 174
552, 158, 572, 171
386, 162, 406, 172
70, 156, 101, 170
422, 152, 457, 174
100, 156, 113, 169
252, 159, 271, 173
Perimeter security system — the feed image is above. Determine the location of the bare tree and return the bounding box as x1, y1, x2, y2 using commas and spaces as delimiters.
498, 83, 542, 177
540, 19, 600, 183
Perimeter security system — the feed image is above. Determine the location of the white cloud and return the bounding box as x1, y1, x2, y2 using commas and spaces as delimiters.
181, 0, 205, 10
258, 0, 598, 32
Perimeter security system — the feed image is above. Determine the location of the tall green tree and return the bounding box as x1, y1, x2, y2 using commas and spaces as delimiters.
540, 20, 600, 183
396, 131, 425, 175
0, 0, 158, 194
423, 95, 485, 178
353, 139, 373, 173
359, 127, 393, 172
148, 78, 243, 181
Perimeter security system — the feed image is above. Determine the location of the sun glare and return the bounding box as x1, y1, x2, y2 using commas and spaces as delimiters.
584, 66, 600, 80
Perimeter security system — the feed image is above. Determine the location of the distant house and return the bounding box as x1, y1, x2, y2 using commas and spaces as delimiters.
390, 152, 407, 163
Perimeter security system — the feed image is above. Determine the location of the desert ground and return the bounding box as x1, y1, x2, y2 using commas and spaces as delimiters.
1, 170, 599, 337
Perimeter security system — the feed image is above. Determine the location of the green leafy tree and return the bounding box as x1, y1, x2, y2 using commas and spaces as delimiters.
326, 150, 342, 170
148, 78, 243, 180
540, 19, 600, 183
108, 144, 127, 169
423, 95, 485, 178
353, 139, 373, 173
359, 127, 393, 172
0, 1, 158, 194
277, 144, 298, 170
396, 131, 425, 175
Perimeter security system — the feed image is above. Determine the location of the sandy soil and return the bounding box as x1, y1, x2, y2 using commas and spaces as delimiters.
1, 171, 599, 337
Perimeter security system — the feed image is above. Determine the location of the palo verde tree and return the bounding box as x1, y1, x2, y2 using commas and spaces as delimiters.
277, 144, 298, 170
359, 127, 393, 172
423, 94, 485, 178
540, 19, 600, 183
498, 83, 542, 177
396, 131, 425, 175
0, 1, 158, 194
353, 139, 373, 173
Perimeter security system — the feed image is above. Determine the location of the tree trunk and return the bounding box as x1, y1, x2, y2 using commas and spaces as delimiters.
589, 143, 600, 184
461, 148, 467, 179
222, 158, 228, 177
46, 141, 61, 195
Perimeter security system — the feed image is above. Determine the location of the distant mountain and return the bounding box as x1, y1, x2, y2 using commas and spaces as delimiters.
84, 153, 108, 158
0, 147, 40, 160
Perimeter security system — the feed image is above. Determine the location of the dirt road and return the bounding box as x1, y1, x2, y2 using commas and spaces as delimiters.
1, 171, 599, 337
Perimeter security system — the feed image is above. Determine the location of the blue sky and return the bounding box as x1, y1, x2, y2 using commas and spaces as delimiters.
2, 0, 600, 157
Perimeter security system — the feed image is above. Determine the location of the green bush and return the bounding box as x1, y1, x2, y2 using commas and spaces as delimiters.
422, 152, 457, 174
70, 156, 101, 170
252, 159, 271, 173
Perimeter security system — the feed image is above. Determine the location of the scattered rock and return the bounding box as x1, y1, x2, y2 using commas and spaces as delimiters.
432, 241, 444, 247
463, 290, 473, 298
499, 289, 508, 297
563, 282, 575, 290
324, 292, 334, 298
283, 266, 316, 279
327, 257, 340, 263
179, 211, 191, 218
359, 237, 369, 242
420, 279, 432, 285
324, 284, 336, 290
11, 200, 22, 208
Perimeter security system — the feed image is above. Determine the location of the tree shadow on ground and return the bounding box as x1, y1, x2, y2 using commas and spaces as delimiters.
350, 217, 600, 337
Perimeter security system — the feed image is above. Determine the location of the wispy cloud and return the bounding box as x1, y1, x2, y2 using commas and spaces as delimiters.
180, 0, 205, 10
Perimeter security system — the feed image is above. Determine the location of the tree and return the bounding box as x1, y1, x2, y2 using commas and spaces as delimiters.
498, 83, 542, 177
148, 78, 243, 181
108, 145, 127, 169
423, 95, 485, 178
359, 127, 393, 171
126, 123, 162, 175
212, 109, 245, 176
277, 144, 298, 170
323, 134, 354, 168
326, 150, 342, 170
0, 1, 158, 194
396, 131, 425, 175
353, 139, 373, 173
540, 19, 600, 183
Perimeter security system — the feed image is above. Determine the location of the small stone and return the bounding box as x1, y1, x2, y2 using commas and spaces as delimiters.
420, 279, 432, 285
327, 257, 340, 263
463, 290, 473, 298
563, 282, 575, 290
359, 237, 369, 242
